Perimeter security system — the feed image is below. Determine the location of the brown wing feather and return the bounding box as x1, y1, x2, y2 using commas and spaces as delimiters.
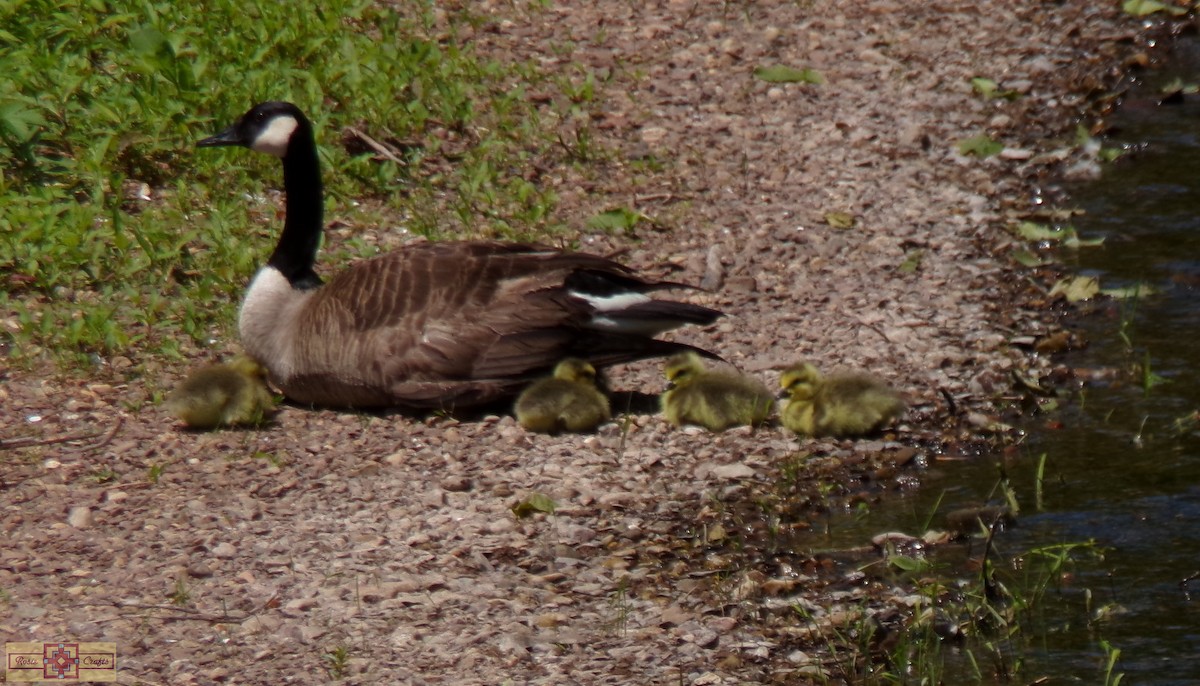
284, 241, 667, 408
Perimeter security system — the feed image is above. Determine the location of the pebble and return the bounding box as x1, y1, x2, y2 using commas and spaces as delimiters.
67, 506, 92, 529
707, 463, 756, 480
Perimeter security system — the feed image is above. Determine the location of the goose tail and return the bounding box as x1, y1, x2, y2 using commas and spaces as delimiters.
564, 268, 724, 337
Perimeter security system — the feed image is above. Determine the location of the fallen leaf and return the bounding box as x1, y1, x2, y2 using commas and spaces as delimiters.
1049, 276, 1100, 302
706, 524, 727, 543
956, 134, 1003, 158
512, 492, 557, 518
1010, 249, 1049, 267
823, 211, 856, 229
1100, 283, 1157, 299
970, 77, 1020, 101
898, 250, 922, 274
1014, 221, 1103, 248
1122, 0, 1187, 17
1034, 331, 1075, 354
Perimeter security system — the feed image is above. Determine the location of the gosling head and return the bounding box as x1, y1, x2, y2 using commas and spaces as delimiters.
198, 101, 310, 159
553, 358, 598, 385
226, 354, 269, 380
662, 351, 706, 389
780, 362, 823, 401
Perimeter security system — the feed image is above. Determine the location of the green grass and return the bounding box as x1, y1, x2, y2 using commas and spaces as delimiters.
0, 0, 578, 370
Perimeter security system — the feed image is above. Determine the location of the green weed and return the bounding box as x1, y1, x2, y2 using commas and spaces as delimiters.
1, 1, 585, 371
606, 576, 631, 637
169, 577, 190, 606
323, 645, 350, 680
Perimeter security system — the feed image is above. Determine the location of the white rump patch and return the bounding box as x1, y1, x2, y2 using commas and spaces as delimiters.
575, 290, 674, 335
251, 115, 299, 158
569, 289, 650, 312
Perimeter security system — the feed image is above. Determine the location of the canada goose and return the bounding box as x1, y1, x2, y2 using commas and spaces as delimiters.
779, 362, 904, 437
165, 355, 277, 429
660, 351, 774, 431
514, 358, 611, 433
199, 102, 722, 410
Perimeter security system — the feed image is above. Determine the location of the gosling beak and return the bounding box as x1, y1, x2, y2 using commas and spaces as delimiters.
197, 124, 244, 148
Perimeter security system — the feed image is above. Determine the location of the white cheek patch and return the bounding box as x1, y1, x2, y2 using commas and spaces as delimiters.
251, 116, 299, 158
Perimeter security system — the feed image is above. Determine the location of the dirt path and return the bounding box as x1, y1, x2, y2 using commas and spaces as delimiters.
1, 1, 1144, 683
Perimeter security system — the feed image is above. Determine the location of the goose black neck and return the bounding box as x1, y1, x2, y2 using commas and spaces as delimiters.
268, 130, 324, 290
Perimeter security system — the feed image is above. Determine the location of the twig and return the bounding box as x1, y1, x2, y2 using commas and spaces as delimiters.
113, 593, 279, 624
113, 602, 250, 624
939, 387, 959, 416
71, 415, 124, 453
634, 192, 687, 204
345, 126, 406, 165
0, 429, 105, 450
855, 319, 891, 344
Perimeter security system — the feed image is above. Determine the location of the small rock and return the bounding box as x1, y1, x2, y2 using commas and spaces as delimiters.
15, 604, 47, 619
708, 616, 738, 634
300, 625, 326, 643
660, 604, 692, 626
641, 126, 668, 145
68, 506, 92, 529
690, 627, 720, 649
710, 463, 756, 480
725, 275, 757, 294
241, 615, 282, 634
872, 531, 916, 548
787, 649, 813, 664
440, 476, 472, 492
211, 542, 237, 559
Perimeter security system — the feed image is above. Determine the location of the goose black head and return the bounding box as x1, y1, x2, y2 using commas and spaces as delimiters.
198, 101, 310, 159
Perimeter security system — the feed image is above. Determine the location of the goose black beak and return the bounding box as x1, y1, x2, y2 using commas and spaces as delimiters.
198, 125, 244, 148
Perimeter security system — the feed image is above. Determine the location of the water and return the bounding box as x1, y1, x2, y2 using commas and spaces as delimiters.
792, 43, 1200, 683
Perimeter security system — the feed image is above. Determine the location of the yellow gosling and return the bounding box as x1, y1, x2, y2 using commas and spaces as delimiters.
779, 362, 904, 438
660, 352, 774, 432
514, 358, 611, 434
165, 355, 277, 430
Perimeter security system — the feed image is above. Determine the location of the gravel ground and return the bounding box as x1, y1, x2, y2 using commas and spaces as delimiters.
1, 1, 1150, 684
